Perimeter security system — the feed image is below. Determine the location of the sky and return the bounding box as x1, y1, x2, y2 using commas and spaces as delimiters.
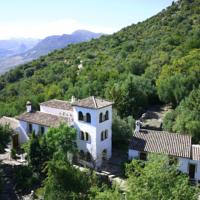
0, 0, 174, 39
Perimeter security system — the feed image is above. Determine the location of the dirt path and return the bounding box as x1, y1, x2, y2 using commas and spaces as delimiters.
141, 104, 172, 130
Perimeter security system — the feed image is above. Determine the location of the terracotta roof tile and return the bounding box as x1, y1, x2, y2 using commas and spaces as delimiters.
72, 96, 113, 109
0, 116, 20, 130
129, 129, 192, 158
40, 99, 73, 111
16, 111, 70, 127
192, 145, 200, 160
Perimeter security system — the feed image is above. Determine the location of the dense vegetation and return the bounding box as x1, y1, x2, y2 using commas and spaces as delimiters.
112, 110, 135, 147
0, 124, 12, 152
0, 1, 199, 198
163, 86, 200, 142
125, 155, 198, 200
0, 0, 199, 139
19, 124, 117, 199
0, 169, 2, 194
18, 125, 198, 199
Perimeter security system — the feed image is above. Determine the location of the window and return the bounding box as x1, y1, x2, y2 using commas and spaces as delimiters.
78, 111, 84, 121
80, 131, 84, 140
101, 130, 108, 141
189, 164, 196, 179
80, 131, 89, 141
28, 123, 32, 133
99, 113, 103, 123
139, 152, 147, 161
85, 132, 89, 141
101, 131, 104, 141
86, 113, 91, 123
105, 111, 109, 120
40, 126, 45, 134
105, 130, 108, 139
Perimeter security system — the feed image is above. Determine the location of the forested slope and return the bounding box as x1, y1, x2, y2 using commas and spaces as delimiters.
0, 0, 199, 140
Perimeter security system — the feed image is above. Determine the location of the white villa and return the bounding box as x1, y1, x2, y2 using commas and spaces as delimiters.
0, 96, 113, 168
128, 121, 200, 181
1, 97, 200, 181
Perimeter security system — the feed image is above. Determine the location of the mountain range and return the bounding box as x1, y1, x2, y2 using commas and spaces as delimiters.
0, 30, 102, 74
0, 38, 40, 58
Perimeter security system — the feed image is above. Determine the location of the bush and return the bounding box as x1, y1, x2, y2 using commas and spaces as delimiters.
0, 124, 12, 152
126, 154, 199, 200
163, 110, 177, 132
112, 110, 135, 148
10, 148, 17, 159
0, 169, 3, 194
163, 87, 200, 142
13, 166, 40, 193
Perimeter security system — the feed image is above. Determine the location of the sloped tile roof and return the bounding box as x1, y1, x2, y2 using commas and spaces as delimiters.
0, 116, 20, 130
16, 111, 70, 127
192, 145, 200, 160
129, 129, 192, 158
72, 96, 113, 109
40, 99, 73, 111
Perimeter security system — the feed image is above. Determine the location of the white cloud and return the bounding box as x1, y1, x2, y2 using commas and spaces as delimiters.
0, 18, 118, 39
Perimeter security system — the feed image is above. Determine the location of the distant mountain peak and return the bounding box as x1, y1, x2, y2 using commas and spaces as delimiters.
0, 30, 103, 73
72, 30, 102, 34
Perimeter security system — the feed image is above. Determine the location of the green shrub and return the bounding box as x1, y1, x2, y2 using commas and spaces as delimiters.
10, 148, 17, 159
13, 166, 39, 193
0, 169, 3, 194
0, 124, 12, 152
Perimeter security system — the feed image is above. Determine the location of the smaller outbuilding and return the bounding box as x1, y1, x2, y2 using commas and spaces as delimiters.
128, 121, 200, 182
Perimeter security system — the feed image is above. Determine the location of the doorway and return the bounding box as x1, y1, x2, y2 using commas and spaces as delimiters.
102, 149, 107, 161
12, 134, 19, 149
189, 164, 196, 179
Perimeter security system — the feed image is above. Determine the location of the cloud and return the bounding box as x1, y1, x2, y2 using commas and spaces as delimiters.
0, 18, 117, 39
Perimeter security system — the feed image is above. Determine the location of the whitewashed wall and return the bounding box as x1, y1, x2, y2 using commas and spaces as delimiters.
16, 126, 29, 144
73, 106, 98, 159
178, 157, 200, 180
18, 120, 48, 143
96, 106, 112, 160
128, 149, 139, 160
40, 105, 73, 123
73, 105, 112, 167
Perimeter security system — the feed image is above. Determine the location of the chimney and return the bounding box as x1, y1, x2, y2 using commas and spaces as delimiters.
135, 120, 142, 133
71, 96, 76, 103
26, 101, 32, 112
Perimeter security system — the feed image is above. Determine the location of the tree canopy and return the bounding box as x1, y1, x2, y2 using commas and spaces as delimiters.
163, 86, 200, 142
125, 154, 198, 200
0, 124, 12, 152
0, 0, 199, 127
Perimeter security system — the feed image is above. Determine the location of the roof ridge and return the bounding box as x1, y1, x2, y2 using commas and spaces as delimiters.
140, 129, 192, 138
92, 96, 98, 108
131, 130, 192, 158
1, 116, 19, 122
53, 99, 69, 103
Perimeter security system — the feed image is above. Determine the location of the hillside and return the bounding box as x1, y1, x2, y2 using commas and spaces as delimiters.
0, 30, 102, 74
0, 0, 199, 140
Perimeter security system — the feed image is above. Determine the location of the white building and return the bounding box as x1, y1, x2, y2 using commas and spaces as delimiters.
128, 122, 200, 182
6, 96, 114, 168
